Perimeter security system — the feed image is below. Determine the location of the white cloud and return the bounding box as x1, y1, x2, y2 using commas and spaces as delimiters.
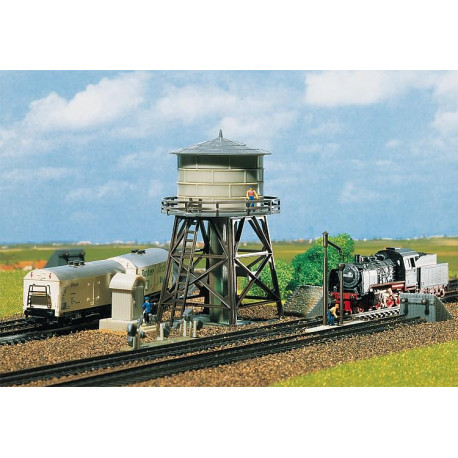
66, 181, 137, 202
216, 111, 296, 148
339, 182, 380, 204
0, 72, 151, 158
297, 142, 340, 156
154, 84, 298, 146
148, 180, 164, 198
0, 128, 17, 149
156, 86, 240, 123
117, 149, 168, 169
430, 71, 458, 136
304, 71, 430, 106
306, 120, 343, 136
385, 139, 403, 149
433, 71, 458, 108
23, 72, 149, 131
432, 111, 458, 135
1, 166, 70, 184
304, 71, 458, 153
375, 160, 393, 168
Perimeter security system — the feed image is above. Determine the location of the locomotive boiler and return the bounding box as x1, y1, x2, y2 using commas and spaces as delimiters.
329, 247, 448, 313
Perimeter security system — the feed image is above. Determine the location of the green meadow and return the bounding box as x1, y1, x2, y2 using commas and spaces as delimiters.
0, 270, 26, 318
274, 340, 458, 387
1, 237, 457, 274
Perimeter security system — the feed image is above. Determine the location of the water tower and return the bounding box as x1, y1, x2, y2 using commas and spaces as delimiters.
157, 130, 282, 326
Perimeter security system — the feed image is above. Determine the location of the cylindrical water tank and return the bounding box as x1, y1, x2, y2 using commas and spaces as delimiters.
172, 130, 269, 201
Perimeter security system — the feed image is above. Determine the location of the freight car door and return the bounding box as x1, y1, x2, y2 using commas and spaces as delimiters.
134, 285, 145, 317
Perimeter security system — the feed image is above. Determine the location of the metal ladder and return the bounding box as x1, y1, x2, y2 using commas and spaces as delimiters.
168, 219, 199, 323
27, 285, 51, 308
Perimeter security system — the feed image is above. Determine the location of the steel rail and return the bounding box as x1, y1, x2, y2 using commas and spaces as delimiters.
0, 317, 45, 332
0, 316, 323, 386
51, 316, 420, 387
0, 324, 48, 338
0, 318, 28, 331
0, 319, 100, 346
0, 312, 407, 386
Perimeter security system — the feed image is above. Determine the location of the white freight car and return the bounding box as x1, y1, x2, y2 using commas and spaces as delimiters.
23, 248, 169, 323
109, 249, 168, 297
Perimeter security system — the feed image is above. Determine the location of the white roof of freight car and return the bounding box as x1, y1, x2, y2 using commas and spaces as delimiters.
24, 259, 125, 282
110, 248, 168, 270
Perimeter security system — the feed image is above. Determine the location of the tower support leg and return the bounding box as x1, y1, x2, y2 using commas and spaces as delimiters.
157, 215, 283, 326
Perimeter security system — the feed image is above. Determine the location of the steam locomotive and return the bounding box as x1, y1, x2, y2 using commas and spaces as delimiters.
329, 247, 448, 313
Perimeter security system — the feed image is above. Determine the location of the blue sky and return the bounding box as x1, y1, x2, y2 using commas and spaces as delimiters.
0, 70, 457, 243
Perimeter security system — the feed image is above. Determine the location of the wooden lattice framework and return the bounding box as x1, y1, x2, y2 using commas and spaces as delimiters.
156, 214, 283, 326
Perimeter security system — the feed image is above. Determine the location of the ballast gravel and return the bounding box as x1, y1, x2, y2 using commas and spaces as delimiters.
0, 302, 456, 387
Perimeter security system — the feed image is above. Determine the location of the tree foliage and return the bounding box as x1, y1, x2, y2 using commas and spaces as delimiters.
289, 233, 354, 288
241, 259, 295, 301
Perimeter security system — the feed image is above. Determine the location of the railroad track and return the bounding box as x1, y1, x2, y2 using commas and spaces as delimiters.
0, 314, 419, 387
0, 317, 50, 340
0, 319, 100, 346
0, 317, 43, 333
0, 316, 320, 386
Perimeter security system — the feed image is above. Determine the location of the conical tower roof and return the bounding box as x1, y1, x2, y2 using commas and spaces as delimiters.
170, 130, 270, 156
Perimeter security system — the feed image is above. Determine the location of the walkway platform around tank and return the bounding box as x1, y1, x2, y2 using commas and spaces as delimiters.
161, 196, 280, 217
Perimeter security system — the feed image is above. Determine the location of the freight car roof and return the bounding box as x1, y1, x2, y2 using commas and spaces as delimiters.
109, 248, 168, 270
24, 259, 125, 281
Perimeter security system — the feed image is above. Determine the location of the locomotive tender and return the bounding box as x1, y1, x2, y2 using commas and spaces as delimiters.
23, 248, 168, 323
329, 247, 448, 313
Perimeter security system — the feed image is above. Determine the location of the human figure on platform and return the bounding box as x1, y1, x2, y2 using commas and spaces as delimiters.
142, 297, 153, 324
246, 186, 259, 207
327, 302, 339, 326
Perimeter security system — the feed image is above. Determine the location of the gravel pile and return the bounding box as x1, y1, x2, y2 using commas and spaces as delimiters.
1, 302, 456, 386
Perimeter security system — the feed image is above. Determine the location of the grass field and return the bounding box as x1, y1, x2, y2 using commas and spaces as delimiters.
274, 340, 458, 387
2, 237, 457, 273
0, 270, 25, 318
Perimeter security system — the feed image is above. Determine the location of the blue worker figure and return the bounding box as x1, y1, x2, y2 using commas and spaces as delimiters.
327, 302, 339, 326
142, 297, 154, 324
246, 186, 259, 207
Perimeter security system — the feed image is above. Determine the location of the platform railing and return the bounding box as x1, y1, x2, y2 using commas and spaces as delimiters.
161, 196, 280, 216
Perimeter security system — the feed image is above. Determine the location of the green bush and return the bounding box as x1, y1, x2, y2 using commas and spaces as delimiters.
241, 258, 295, 302
289, 233, 354, 288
